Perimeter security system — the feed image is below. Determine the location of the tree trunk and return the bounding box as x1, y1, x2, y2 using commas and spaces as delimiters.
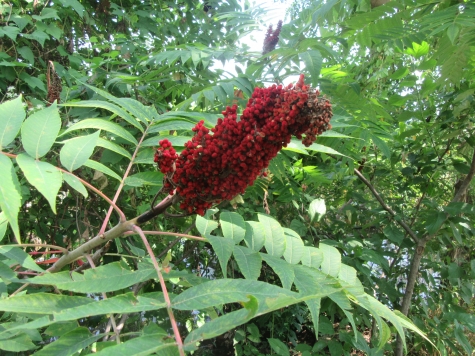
395, 240, 426, 356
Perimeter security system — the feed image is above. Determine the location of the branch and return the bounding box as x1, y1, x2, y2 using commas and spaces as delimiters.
132, 194, 178, 225
47, 195, 181, 272
354, 169, 420, 244
47, 221, 132, 273
452, 149, 475, 203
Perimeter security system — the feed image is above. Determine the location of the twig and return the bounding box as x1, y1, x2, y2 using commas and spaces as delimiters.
8, 244, 68, 254
354, 169, 420, 243
99, 125, 150, 235
452, 150, 475, 203
61, 171, 126, 222
133, 225, 185, 356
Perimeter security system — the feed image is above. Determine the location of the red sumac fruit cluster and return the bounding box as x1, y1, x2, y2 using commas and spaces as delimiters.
154, 74, 332, 215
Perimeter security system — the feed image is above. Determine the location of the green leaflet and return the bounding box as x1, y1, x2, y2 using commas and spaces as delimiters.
34, 327, 103, 356
172, 279, 301, 311
21, 103, 61, 159
205, 233, 234, 275
124, 171, 163, 187
282, 228, 304, 265
258, 213, 286, 257
62, 173, 88, 198
0, 96, 25, 149
196, 214, 219, 236
243, 221, 266, 251
220, 211, 246, 244
62, 97, 144, 131
84, 159, 122, 181
25, 261, 155, 293
60, 131, 100, 172
16, 154, 62, 213
233, 245, 262, 280
94, 334, 178, 356
0, 155, 21, 241
61, 118, 138, 145
319, 243, 341, 277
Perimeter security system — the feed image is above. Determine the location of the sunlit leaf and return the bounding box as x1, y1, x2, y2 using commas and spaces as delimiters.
0, 96, 25, 149
16, 154, 62, 213
60, 131, 100, 171
0, 155, 21, 241
21, 102, 61, 159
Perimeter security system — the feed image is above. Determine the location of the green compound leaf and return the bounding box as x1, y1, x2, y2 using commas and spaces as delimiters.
0, 155, 21, 242
0, 95, 25, 149
233, 245, 262, 280
305, 298, 321, 337
34, 327, 103, 356
60, 131, 100, 172
220, 211, 246, 244
16, 154, 62, 214
21, 102, 61, 159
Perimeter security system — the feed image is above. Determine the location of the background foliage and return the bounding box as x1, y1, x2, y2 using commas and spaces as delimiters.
0, 0, 474, 355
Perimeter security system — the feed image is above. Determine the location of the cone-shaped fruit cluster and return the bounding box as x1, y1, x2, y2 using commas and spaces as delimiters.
154, 74, 332, 215
262, 20, 283, 55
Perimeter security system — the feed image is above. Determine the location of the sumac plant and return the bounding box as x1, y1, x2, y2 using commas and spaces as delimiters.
0, 77, 428, 355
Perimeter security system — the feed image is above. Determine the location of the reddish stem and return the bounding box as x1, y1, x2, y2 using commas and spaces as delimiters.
133, 225, 185, 356
99, 126, 150, 235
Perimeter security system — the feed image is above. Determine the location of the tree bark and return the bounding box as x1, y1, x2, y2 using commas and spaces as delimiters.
395, 241, 426, 356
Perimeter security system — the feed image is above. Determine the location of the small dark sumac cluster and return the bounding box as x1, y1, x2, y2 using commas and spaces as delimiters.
154, 74, 332, 215
46, 61, 62, 105
262, 20, 283, 55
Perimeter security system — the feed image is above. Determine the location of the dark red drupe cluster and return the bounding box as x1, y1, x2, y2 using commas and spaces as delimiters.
262, 20, 283, 55
154, 139, 178, 173
154, 75, 332, 215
